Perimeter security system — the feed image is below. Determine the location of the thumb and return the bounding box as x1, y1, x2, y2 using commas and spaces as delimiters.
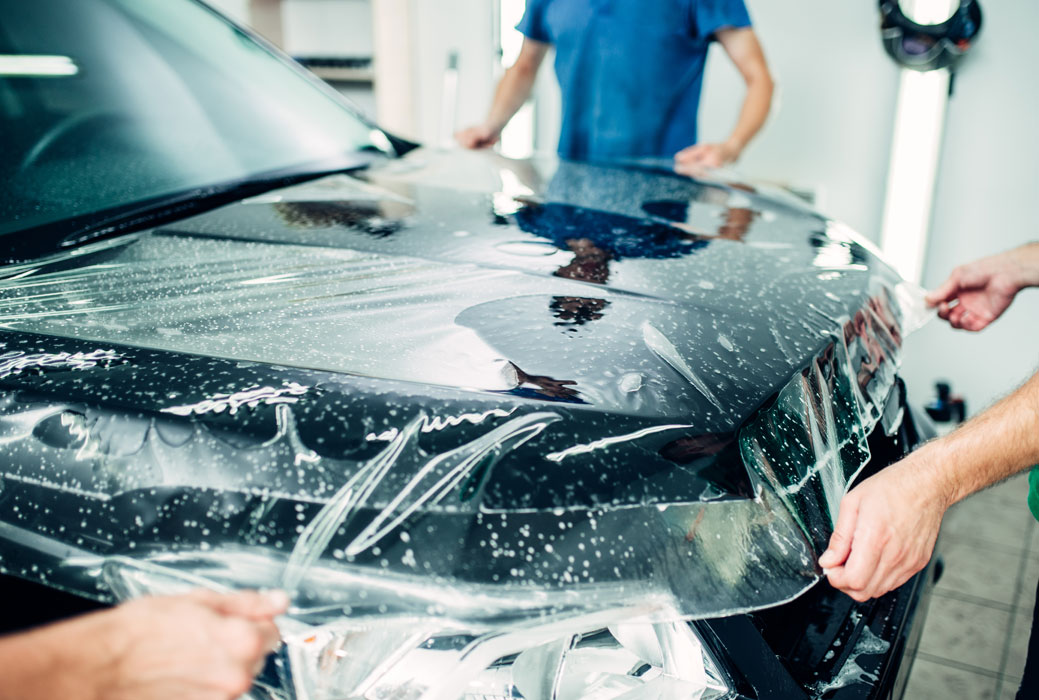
675, 145, 705, 162
925, 274, 960, 307
818, 495, 859, 569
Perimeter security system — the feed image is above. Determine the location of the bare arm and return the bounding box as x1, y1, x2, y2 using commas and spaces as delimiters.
675, 26, 773, 170
820, 243, 1039, 601
456, 38, 550, 149
821, 372, 1039, 601
925, 242, 1039, 330
0, 590, 286, 700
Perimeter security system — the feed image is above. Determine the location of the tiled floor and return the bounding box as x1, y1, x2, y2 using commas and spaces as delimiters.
902, 472, 1038, 699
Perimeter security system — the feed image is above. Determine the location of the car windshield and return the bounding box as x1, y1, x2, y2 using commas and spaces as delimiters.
0, 0, 387, 238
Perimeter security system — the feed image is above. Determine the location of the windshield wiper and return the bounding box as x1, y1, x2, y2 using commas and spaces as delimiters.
1, 154, 379, 264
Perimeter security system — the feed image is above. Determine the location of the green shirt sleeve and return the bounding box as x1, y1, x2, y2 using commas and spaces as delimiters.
1028, 466, 1039, 522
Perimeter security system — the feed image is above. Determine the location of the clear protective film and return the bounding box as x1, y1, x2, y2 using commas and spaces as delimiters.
0, 150, 931, 699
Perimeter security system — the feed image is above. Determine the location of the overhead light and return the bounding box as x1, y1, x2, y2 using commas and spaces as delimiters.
0, 55, 79, 77
900, 0, 959, 24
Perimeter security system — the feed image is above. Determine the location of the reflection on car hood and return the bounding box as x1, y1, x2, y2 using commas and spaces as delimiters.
0, 150, 928, 623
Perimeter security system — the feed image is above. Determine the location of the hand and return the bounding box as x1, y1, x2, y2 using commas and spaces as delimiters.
58, 589, 287, 700
925, 245, 1039, 331
97, 589, 288, 700
819, 451, 951, 602
0, 589, 288, 700
674, 141, 741, 174
455, 124, 501, 150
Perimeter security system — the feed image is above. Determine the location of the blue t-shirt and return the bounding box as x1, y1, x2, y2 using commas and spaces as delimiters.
517, 0, 751, 162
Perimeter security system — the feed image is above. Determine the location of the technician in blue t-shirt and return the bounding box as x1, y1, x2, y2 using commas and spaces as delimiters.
456, 0, 773, 169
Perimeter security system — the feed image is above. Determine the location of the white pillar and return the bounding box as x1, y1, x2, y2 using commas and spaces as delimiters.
372, 0, 418, 140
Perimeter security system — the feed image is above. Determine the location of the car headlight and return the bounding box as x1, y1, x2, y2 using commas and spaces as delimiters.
281, 614, 732, 700
101, 554, 733, 700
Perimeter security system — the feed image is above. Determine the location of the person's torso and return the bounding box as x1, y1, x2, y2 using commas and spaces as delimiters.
540, 0, 712, 161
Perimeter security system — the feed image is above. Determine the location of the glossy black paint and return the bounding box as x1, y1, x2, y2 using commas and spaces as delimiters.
0, 151, 930, 697
0, 398, 936, 700
161, 155, 882, 430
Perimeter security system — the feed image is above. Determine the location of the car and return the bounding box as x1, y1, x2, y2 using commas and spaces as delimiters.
0, 1, 939, 698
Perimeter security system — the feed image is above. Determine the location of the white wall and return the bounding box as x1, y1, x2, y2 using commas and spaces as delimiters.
206, 0, 380, 120
281, 0, 373, 57
373, 1, 497, 145
698, 1, 900, 242
410, 1, 497, 146
899, 0, 1039, 414
211, 0, 373, 57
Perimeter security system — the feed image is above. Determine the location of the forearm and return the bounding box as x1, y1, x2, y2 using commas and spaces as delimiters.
918, 371, 1039, 507
724, 72, 773, 152
1012, 242, 1039, 288
484, 64, 538, 132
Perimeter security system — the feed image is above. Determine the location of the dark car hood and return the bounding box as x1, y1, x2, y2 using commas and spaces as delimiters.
0, 150, 925, 623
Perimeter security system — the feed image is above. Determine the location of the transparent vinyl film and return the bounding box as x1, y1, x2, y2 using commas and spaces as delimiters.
105, 554, 732, 700
277, 618, 731, 700
0, 155, 934, 699
0, 283, 925, 698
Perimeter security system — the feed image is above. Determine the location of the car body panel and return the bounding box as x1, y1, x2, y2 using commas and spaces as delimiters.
0, 149, 927, 629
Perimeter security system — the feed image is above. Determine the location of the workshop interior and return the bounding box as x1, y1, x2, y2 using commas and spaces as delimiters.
1, 1, 1037, 699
